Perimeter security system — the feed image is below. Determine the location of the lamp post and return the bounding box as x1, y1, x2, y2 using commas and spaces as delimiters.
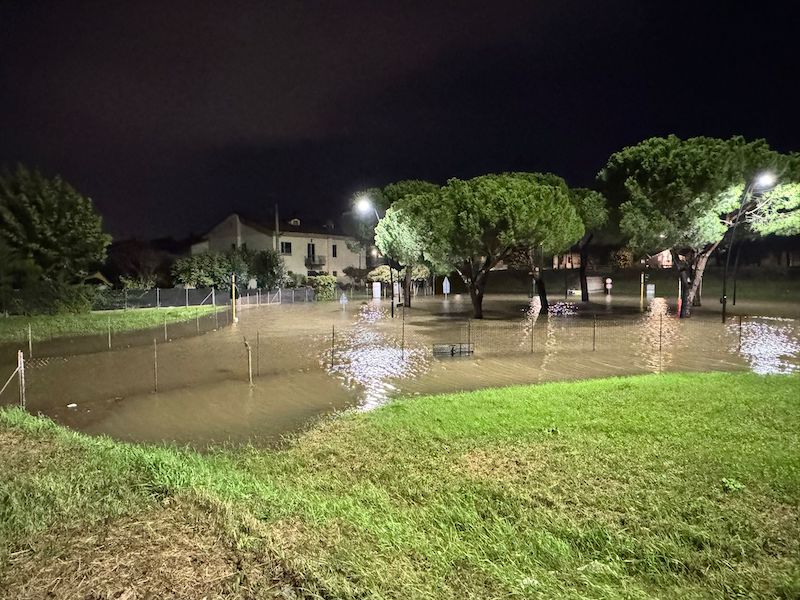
721, 172, 776, 323
356, 196, 394, 318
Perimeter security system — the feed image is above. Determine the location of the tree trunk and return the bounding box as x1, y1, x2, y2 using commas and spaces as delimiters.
533, 274, 549, 312
403, 267, 412, 308
673, 250, 693, 318
469, 270, 489, 319
674, 245, 717, 318
686, 250, 713, 310
578, 233, 592, 302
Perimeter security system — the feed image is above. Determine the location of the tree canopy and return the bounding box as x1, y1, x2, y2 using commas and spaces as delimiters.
599, 135, 799, 316
0, 164, 111, 278
396, 172, 583, 317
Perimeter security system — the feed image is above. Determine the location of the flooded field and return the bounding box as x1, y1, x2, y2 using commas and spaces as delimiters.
1, 293, 798, 447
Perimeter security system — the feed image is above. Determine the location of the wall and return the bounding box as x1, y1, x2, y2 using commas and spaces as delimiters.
192, 215, 366, 282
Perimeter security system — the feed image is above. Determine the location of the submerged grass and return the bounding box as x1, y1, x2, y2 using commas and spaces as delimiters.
0, 372, 798, 598
0, 305, 221, 343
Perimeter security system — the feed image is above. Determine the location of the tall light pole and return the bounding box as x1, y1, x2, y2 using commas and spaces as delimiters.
721, 171, 776, 322
356, 195, 395, 318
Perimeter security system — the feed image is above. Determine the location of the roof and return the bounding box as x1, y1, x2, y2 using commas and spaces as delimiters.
200, 213, 354, 240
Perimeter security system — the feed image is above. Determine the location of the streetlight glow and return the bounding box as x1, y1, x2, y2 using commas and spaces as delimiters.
754, 171, 777, 190
356, 196, 373, 215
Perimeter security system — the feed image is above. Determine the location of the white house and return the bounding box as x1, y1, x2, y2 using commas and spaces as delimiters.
191, 213, 367, 282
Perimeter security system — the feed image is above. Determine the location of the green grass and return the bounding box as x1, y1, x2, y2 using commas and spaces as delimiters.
0, 306, 222, 343
1, 372, 799, 598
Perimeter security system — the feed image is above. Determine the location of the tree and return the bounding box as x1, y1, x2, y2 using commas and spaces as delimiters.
398, 173, 584, 318
0, 164, 111, 278
569, 188, 609, 302
0, 239, 40, 313
599, 136, 798, 317
107, 239, 166, 289
251, 248, 285, 290
374, 207, 425, 307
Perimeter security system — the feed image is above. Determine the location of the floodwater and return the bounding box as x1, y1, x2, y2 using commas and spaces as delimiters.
2, 293, 799, 448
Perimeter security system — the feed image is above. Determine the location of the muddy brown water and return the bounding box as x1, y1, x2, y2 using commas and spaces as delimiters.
1, 294, 798, 448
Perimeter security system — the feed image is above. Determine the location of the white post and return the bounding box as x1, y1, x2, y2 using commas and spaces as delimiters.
185, 287, 189, 307
157, 287, 161, 308
27, 324, 32, 358
17, 350, 25, 410
212, 287, 216, 307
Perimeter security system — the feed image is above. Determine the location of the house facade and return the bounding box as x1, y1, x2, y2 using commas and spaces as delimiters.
191, 214, 367, 282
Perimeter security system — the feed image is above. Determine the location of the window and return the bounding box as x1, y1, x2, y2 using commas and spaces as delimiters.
307, 243, 315, 257
332, 244, 337, 258
280, 241, 292, 255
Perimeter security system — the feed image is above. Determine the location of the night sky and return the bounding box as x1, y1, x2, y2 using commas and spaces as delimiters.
1, 1, 797, 239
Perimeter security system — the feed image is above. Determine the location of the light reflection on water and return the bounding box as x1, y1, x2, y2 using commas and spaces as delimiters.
324, 297, 800, 411
736, 317, 800, 375
327, 302, 430, 409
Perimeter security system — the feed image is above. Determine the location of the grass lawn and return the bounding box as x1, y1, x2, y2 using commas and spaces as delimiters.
0, 306, 222, 344
0, 372, 798, 599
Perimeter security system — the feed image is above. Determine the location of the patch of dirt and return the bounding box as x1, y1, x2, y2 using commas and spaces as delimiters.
0, 430, 71, 475
0, 498, 316, 600
459, 444, 557, 483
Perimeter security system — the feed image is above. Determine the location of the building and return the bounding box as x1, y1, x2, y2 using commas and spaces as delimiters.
191, 213, 367, 282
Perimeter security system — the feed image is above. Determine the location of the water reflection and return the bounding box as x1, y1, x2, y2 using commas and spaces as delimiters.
327, 303, 430, 409
736, 317, 800, 375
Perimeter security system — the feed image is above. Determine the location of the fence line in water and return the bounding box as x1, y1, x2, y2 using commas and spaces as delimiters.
5, 313, 797, 415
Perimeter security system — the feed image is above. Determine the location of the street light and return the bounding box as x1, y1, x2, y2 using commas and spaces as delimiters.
356, 196, 379, 220
355, 195, 395, 317
721, 171, 777, 322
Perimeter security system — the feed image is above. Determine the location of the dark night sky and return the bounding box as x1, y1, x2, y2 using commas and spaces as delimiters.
1, 1, 798, 239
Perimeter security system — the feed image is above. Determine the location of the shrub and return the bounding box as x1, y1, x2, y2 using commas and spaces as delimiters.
12, 281, 96, 315
307, 275, 337, 301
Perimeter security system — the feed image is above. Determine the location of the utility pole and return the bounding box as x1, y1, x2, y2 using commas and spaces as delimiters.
232, 273, 238, 323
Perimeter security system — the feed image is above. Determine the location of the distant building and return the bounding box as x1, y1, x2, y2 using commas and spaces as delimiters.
645, 249, 673, 269
191, 213, 366, 282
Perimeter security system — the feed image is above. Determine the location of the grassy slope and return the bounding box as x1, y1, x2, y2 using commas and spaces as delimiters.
1, 373, 799, 599
0, 305, 221, 343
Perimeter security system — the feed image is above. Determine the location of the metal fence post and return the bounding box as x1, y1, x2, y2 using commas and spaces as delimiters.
17, 350, 25, 409
164, 313, 168, 341
153, 339, 158, 392
279, 288, 282, 304
212, 287, 216, 307
185, 288, 189, 307
28, 324, 33, 358
256, 331, 260, 377
107, 315, 112, 350
331, 324, 335, 367
659, 314, 663, 373
243, 338, 253, 386
738, 315, 743, 351
124, 289, 128, 311
592, 314, 597, 351
530, 317, 534, 354
157, 287, 160, 308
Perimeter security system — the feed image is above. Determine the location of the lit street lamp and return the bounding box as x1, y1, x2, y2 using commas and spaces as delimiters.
721, 172, 777, 322
356, 196, 395, 318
